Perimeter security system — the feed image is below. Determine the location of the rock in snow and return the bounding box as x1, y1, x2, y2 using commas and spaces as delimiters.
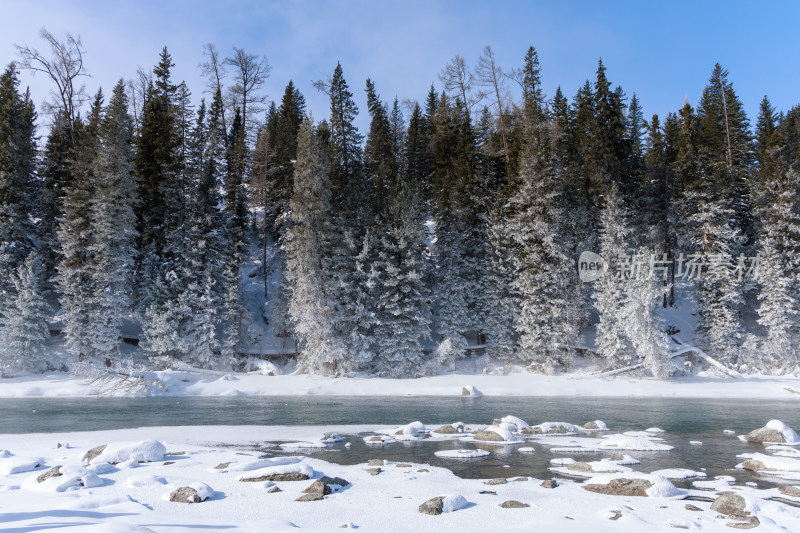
419, 494, 468, 515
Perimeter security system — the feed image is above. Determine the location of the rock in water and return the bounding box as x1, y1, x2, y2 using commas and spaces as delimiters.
419, 496, 445, 515
473, 429, 504, 442
433, 425, 459, 434
746, 427, 786, 443
584, 478, 653, 497
501, 500, 530, 508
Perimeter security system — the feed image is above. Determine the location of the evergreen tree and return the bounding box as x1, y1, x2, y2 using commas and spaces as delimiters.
284, 120, 345, 373
86, 80, 138, 364
592, 182, 634, 365
0, 64, 37, 305
0, 251, 50, 374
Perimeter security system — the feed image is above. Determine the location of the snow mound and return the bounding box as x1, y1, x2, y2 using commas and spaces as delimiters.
90, 440, 166, 464
393, 421, 427, 439
501, 415, 529, 430
518, 447, 535, 454
0, 456, 43, 475
127, 475, 167, 488
239, 462, 314, 481
532, 422, 580, 435
434, 449, 490, 459
645, 427, 665, 433
441, 493, 468, 513
162, 481, 215, 502
22, 465, 98, 492
766, 420, 800, 444
649, 468, 706, 480
228, 456, 301, 472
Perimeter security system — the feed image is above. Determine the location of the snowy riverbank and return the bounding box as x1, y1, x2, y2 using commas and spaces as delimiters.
1, 370, 800, 399
2, 421, 800, 532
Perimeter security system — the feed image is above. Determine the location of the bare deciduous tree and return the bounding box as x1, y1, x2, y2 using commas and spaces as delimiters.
200, 43, 228, 134
126, 66, 151, 137
438, 54, 482, 112
475, 45, 510, 172
15, 27, 90, 156
224, 47, 270, 142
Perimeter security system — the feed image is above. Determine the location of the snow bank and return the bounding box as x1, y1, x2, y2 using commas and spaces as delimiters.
227, 456, 301, 472
90, 440, 166, 464
0, 455, 43, 475
766, 419, 800, 444
434, 449, 490, 459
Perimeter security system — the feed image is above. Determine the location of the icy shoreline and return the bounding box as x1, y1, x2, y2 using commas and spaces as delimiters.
1, 370, 800, 398
2, 423, 800, 532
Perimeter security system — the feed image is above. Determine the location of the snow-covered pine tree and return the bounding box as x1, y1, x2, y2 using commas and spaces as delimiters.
686, 188, 744, 367
0, 64, 38, 319
284, 120, 345, 373
482, 209, 518, 362
752, 173, 800, 373
0, 251, 50, 374
86, 80, 138, 365
56, 97, 103, 363
371, 184, 431, 377
592, 181, 634, 366
508, 121, 577, 372
619, 248, 672, 378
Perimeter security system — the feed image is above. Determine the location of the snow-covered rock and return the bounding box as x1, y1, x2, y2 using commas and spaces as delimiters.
89, 440, 166, 464
238, 462, 314, 482
500, 415, 530, 430
582, 420, 609, 431
472, 426, 520, 443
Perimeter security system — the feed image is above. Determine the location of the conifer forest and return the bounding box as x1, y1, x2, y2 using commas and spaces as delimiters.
2, 33, 799, 379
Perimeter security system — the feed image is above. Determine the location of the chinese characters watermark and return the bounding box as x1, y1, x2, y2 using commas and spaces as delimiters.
578, 251, 761, 283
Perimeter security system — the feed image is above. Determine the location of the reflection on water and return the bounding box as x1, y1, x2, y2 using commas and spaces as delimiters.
1, 395, 797, 486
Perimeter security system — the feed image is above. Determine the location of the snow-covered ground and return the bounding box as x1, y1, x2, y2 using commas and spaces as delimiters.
2, 423, 800, 532
1, 370, 800, 398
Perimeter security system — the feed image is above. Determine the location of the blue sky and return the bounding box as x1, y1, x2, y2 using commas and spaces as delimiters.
2, 1, 798, 134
